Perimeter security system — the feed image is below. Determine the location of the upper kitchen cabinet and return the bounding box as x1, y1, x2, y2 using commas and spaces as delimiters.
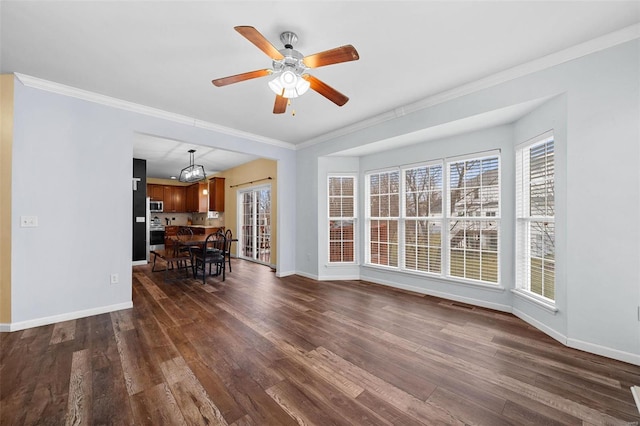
209, 177, 225, 212
163, 185, 186, 212
186, 182, 208, 213
148, 184, 164, 201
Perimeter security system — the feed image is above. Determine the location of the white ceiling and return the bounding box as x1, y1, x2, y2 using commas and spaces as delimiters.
2, 1, 639, 177
132, 133, 259, 179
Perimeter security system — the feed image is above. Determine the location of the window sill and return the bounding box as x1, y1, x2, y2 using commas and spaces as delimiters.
511, 289, 558, 314
325, 262, 359, 268
361, 264, 505, 292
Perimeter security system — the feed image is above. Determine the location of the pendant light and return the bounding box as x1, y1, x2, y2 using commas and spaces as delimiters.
179, 149, 206, 183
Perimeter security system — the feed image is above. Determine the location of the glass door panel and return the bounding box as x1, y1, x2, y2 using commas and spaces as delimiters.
239, 186, 271, 264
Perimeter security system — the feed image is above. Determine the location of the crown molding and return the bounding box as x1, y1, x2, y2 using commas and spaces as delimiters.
13, 73, 296, 151
296, 23, 640, 151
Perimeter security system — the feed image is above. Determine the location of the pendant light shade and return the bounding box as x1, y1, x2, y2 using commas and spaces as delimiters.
179, 149, 206, 183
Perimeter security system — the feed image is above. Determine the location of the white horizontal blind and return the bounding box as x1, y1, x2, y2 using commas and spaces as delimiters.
447, 154, 500, 284
328, 176, 356, 263
367, 170, 400, 267
403, 164, 443, 273
516, 132, 555, 300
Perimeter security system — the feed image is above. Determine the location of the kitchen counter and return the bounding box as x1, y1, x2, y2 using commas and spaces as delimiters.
186, 225, 224, 236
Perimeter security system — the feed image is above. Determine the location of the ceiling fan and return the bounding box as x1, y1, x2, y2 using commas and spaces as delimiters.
212, 26, 359, 114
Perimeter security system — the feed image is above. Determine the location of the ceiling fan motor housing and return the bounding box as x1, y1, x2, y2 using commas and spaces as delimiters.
269, 47, 309, 97
280, 31, 298, 49
273, 49, 306, 75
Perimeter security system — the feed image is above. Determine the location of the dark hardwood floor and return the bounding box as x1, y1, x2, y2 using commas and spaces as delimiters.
2, 259, 639, 425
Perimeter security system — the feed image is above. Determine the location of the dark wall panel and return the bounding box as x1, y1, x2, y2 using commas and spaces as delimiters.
133, 158, 147, 262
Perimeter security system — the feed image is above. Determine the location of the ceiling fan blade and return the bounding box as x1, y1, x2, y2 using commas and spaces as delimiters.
303, 45, 359, 68
212, 69, 271, 87
273, 94, 288, 114
303, 75, 349, 106
235, 26, 285, 61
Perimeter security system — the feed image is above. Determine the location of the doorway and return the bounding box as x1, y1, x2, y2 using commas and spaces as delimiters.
238, 185, 272, 265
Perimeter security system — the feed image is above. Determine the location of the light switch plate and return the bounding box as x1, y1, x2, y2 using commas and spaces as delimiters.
20, 216, 38, 227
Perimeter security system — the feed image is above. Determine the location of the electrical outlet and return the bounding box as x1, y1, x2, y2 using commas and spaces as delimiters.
110, 273, 119, 284
20, 216, 38, 227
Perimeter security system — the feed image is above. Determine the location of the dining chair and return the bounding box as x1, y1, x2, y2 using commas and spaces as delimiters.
224, 229, 233, 272
192, 231, 226, 284
172, 226, 194, 271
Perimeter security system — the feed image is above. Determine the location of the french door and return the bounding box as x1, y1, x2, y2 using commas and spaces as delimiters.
238, 185, 272, 265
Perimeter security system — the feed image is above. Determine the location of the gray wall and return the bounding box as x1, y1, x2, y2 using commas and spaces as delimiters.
296, 40, 640, 364
9, 78, 297, 328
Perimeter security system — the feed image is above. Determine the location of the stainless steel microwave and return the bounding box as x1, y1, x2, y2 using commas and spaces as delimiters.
149, 200, 163, 212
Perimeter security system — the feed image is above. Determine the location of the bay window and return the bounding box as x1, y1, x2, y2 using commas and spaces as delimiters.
364, 151, 501, 286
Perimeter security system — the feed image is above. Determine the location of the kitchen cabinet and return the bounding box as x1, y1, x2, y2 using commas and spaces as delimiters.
209, 177, 225, 212
186, 182, 208, 213
148, 184, 164, 201
163, 185, 186, 212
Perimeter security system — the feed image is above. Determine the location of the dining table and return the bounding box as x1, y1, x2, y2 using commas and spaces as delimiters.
170, 234, 210, 246
169, 234, 238, 247
169, 233, 238, 280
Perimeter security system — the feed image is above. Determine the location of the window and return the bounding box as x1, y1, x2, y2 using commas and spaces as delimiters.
328, 176, 356, 263
363, 151, 500, 286
366, 171, 399, 267
447, 155, 500, 283
403, 164, 443, 274
516, 133, 555, 301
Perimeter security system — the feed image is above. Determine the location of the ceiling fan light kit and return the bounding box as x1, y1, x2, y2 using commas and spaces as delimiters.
268, 71, 310, 99
268, 31, 310, 99
212, 26, 359, 114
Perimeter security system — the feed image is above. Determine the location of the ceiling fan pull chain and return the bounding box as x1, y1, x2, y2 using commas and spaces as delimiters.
287, 98, 296, 116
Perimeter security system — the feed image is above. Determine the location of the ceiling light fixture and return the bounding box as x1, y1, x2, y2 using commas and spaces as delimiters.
179, 149, 206, 183
267, 31, 310, 99
268, 70, 310, 98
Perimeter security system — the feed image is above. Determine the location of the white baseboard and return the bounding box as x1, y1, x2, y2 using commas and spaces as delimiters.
0, 301, 133, 332
361, 275, 512, 313
276, 270, 296, 278
132, 260, 148, 266
513, 308, 640, 366
567, 338, 640, 367
294, 270, 319, 281
631, 386, 640, 414
512, 308, 568, 345
318, 274, 361, 281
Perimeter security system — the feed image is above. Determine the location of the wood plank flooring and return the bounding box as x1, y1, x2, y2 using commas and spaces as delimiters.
2, 259, 639, 425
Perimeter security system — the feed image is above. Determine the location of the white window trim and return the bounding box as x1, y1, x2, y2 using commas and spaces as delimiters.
363, 150, 502, 287
328, 174, 358, 265
511, 288, 558, 313
364, 168, 400, 267
515, 130, 556, 306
